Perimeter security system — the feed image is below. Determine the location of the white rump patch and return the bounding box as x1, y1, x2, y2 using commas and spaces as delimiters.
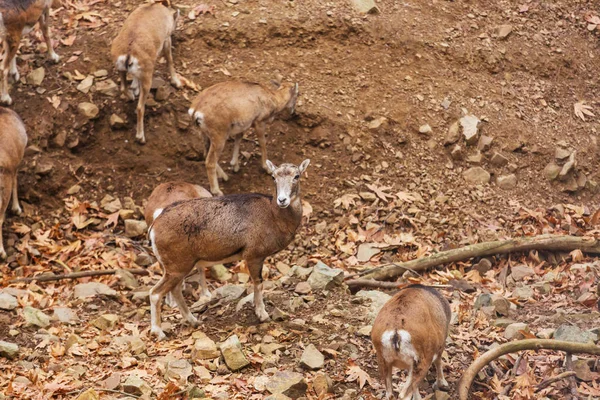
380, 329, 419, 365
188, 108, 195, 117
115, 55, 128, 71
189, 110, 204, 126
115, 55, 141, 78
153, 208, 164, 221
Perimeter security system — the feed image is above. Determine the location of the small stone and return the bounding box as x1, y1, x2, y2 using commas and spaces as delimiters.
504, 322, 529, 340
444, 121, 461, 145
307, 262, 344, 290
272, 307, 288, 322
27, 67, 45, 87
513, 285, 533, 299
419, 124, 432, 135
91, 314, 119, 330
0, 341, 19, 359
559, 151, 576, 179
220, 335, 250, 371
356, 243, 381, 262
95, 79, 119, 97
53, 307, 79, 324
194, 366, 211, 383
109, 114, 126, 129
266, 371, 308, 399
350, 0, 380, 13
116, 269, 139, 289
77, 102, 99, 119
554, 325, 597, 344
23, 306, 51, 328
155, 86, 170, 101
191, 332, 219, 360
67, 184, 82, 195
497, 174, 517, 189
74, 282, 117, 298
357, 326, 372, 336
536, 328, 555, 339
573, 360, 594, 381
544, 163, 561, 180
135, 253, 153, 267
474, 293, 492, 310
260, 343, 285, 355
214, 284, 245, 302
77, 75, 94, 93
493, 318, 517, 328
0, 293, 18, 310
467, 151, 483, 164
491, 294, 511, 316
450, 145, 464, 160
478, 135, 494, 151
313, 373, 334, 396
356, 290, 392, 323
510, 265, 535, 280
490, 151, 509, 167
367, 117, 387, 131
294, 282, 312, 295
300, 344, 324, 370
463, 167, 490, 184
495, 24, 513, 39
164, 359, 193, 383
122, 375, 152, 397
555, 147, 571, 160
35, 160, 54, 176
93, 69, 108, 78
210, 264, 232, 282
460, 114, 480, 145
124, 219, 147, 238
473, 258, 493, 274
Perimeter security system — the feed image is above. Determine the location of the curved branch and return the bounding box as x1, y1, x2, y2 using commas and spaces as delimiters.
458, 339, 600, 400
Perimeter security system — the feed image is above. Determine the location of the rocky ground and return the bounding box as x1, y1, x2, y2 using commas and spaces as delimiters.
1, 0, 600, 399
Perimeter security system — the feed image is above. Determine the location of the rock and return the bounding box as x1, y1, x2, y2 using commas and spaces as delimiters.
573, 359, 594, 381
155, 86, 170, 101
53, 130, 67, 147
467, 151, 483, 164
75, 388, 99, 400
460, 114, 480, 145
313, 373, 334, 396
53, 307, 79, 324
504, 322, 529, 340
367, 116, 387, 131
210, 264, 232, 282
307, 262, 344, 290
220, 335, 250, 371
450, 145, 464, 160
293, 266, 313, 279
93, 69, 108, 78
0, 293, 18, 310
27, 67, 45, 87
356, 243, 381, 262
74, 282, 117, 298
109, 114, 126, 129
495, 24, 513, 39
23, 306, 50, 328
236, 293, 254, 313
101, 195, 122, 212
536, 328, 555, 339
478, 135, 493, 151
35, 160, 54, 175
559, 151, 576, 179
419, 124, 432, 135
194, 366, 211, 383
490, 152, 509, 167
555, 147, 571, 160
444, 121, 460, 145
260, 343, 285, 355
214, 284, 245, 302
77, 102, 99, 119
122, 375, 152, 397
474, 293, 492, 310
116, 269, 139, 289
473, 258, 493, 274
95, 79, 118, 97
294, 282, 312, 295
553, 325, 597, 344
0, 341, 19, 359
67, 184, 82, 195
350, 0, 380, 14
191, 332, 219, 360
91, 314, 119, 330
513, 285, 533, 299
164, 359, 193, 383
356, 290, 392, 322
77, 75, 94, 93
463, 167, 490, 184
493, 318, 517, 328
272, 307, 288, 321
510, 265, 535, 280
300, 344, 324, 370
491, 294, 511, 316
544, 163, 561, 181
276, 261, 291, 275
497, 174, 517, 189
266, 371, 308, 399
135, 253, 153, 267
124, 219, 147, 237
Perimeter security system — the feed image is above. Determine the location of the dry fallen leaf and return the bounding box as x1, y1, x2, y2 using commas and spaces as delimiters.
346, 361, 374, 389
574, 101, 594, 121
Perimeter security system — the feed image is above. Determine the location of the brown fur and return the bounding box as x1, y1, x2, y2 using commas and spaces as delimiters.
148, 160, 309, 340
0, 107, 27, 259
0, 0, 60, 105
144, 181, 211, 225
188, 80, 299, 196
110, 1, 181, 144
371, 285, 451, 400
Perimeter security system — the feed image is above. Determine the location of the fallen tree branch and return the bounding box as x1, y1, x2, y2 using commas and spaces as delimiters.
9, 269, 149, 283
357, 234, 600, 281
345, 279, 452, 290
535, 371, 577, 392
458, 339, 600, 400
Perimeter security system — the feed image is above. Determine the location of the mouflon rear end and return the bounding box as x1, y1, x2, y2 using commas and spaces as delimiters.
371, 284, 451, 400
148, 159, 310, 340
144, 181, 212, 226
0, 107, 27, 259
111, 0, 181, 144
188, 80, 299, 196
0, 0, 60, 105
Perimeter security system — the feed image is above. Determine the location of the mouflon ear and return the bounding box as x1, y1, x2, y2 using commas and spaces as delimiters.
298, 159, 310, 174
266, 160, 277, 174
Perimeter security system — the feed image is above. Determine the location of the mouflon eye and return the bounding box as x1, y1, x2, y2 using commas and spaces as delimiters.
294, 174, 300, 179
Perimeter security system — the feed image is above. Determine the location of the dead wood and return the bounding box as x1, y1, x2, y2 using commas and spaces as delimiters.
9, 269, 149, 283
458, 339, 600, 400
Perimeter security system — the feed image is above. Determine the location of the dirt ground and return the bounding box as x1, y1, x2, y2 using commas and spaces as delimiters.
1, 0, 600, 399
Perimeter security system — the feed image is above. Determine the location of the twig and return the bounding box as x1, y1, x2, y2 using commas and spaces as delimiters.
535, 371, 577, 392
9, 269, 149, 283
64, 388, 140, 398
345, 279, 451, 290
458, 339, 600, 400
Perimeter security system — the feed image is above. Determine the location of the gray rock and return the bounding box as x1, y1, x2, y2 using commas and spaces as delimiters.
272, 307, 288, 321
554, 325, 597, 344
292, 265, 313, 279
27, 67, 45, 87
356, 290, 392, 322
555, 147, 571, 160
544, 163, 561, 180
124, 219, 147, 237
0, 341, 19, 359
210, 264, 232, 282
260, 343, 285, 355
463, 167, 490, 184
307, 262, 344, 290
493, 318, 516, 328
504, 322, 529, 340
214, 284, 245, 302
313, 373, 334, 396
116, 269, 139, 289
0, 293, 18, 310
473, 258, 493, 274
495, 24, 513, 39
497, 174, 517, 189
77, 75, 94, 93
559, 151, 577, 179
191, 331, 219, 360
95, 79, 119, 97
491, 294, 511, 316
164, 359, 193, 383
300, 344, 324, 370
356, 243, 381, 262
350, 0, 380, 13
513, 285, 533, 300
467, 151, 483, 164
536, 328, 555, 339
477, 135, 493, 151
444, 121, 460, 145
74, 282, 117, 298
122, 375, 152, 397
490, 152, 509, 167
294, 282, 312, 295
510, 265, 535, 280
266, 371, 308, 399
53, 307, 79, 324
109, 114, 126, 129
23, 306, 50, 328
474, 293, 492, 310
460, 114, 480, 145
77, 102, 99, 119
220, 335, 250, 371
91, 314, 119, 330
419, 124, 432, 135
